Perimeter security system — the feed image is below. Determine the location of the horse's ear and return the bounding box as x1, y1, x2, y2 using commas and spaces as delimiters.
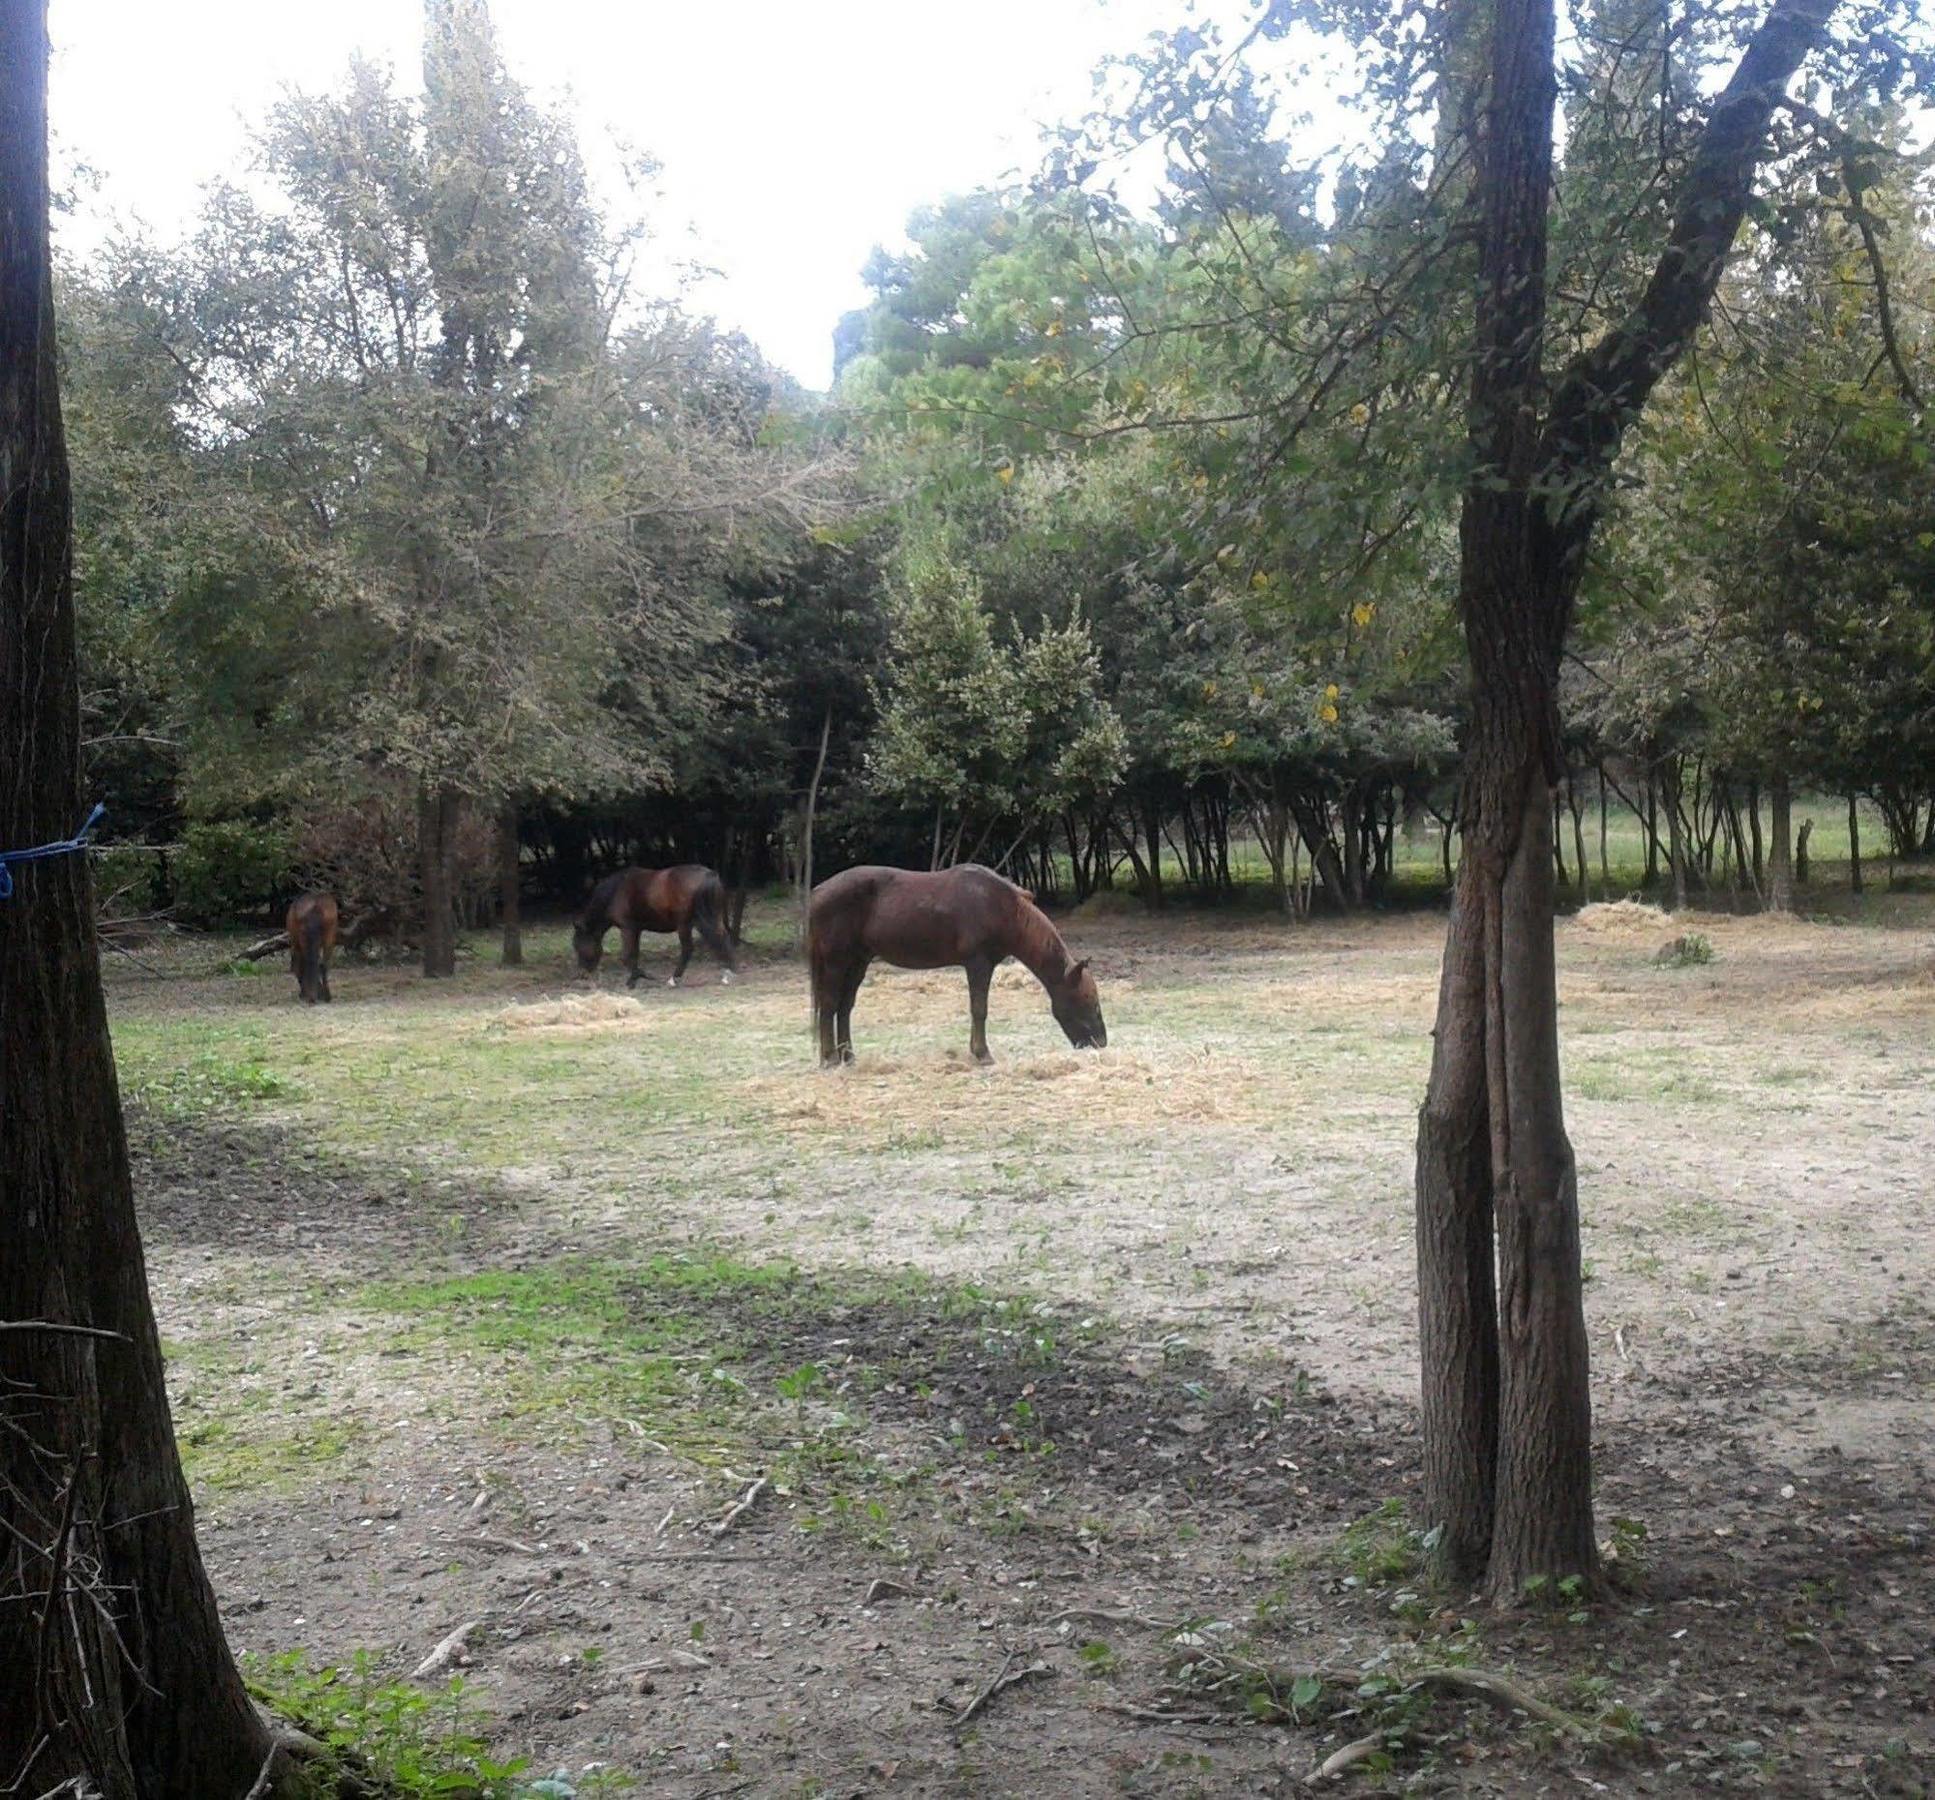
1071, 958, 1089, 977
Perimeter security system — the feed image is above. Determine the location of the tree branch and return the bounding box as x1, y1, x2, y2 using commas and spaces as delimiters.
1539, 0, 1840, 513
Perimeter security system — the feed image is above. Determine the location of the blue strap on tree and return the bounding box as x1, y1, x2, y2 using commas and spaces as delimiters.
0, 803, 107, 900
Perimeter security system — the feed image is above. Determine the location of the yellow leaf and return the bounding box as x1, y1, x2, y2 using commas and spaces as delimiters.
1251, 680, 1265, 698
1319, 703, 1339, 725
1044, 319, 1064, 338
996, 464, 1015, 485
1324, 682, 1340, 700
1220, 730, 1237, 749
1202, 680, 1219, 699
1251, 570, 1271, 591
1348, 402, 1370, 426
1351, 601, 1376, 628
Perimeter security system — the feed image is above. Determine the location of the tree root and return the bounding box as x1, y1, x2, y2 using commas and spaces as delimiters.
410, 1619, 479, 1681
711, 1474, 767, 1535
948, 1651, 1052, 1729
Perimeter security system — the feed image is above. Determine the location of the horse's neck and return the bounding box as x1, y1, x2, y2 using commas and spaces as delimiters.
1006, 896, 1071, 988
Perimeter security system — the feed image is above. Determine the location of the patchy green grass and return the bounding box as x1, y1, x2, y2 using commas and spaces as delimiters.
178, 1415, 358, 1493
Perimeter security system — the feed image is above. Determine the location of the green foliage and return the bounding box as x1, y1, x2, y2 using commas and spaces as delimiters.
169, 820, 297, 927
247, 1650, 555, 1796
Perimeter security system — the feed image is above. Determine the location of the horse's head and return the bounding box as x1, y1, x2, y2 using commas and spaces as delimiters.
1051, 958, 1107, 1050
571, 923, 604, 975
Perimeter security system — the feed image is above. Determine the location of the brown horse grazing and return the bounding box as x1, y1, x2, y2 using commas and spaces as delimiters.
287, 893, 339, 1004
573, 865, 737, 987
808, 864, 1106, 1067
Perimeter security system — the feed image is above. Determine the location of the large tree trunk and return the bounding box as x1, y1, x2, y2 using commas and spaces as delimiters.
1847, 793, 1862, 894
1413, 0, 1596, 1601
1666, 763, 1689, 911
797, 707, 831, 948
497, 801, 522, 966
1413, 0, 1833, 1598
1767, 771, 1793, 913
1413, 866, 1499, 1584
418, 781, 459, 977
0, 5, 274, 1789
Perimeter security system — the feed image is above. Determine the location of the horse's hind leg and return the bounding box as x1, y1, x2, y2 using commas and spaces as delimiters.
965, 956, 994, 1063
319, 958, 332, 1004
621, 926, 642, 987
834, 961, 867, 1064
668, 926, 693, 988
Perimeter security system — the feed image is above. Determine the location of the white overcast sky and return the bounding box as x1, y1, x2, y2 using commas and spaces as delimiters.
47, 0, 1306, 390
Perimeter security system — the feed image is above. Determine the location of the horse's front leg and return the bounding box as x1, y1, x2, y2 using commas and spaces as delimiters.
621, 927, 642, 986
668, 926, 694, 988
965, 957, 994, 1064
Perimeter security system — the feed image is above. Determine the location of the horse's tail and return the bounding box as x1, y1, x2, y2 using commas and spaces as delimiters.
691, 868, 736, 970
300, 930, 324, 1000
805, 896, 828, 1045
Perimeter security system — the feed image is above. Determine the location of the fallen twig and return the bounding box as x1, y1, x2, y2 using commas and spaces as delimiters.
1406, 1665, 1595, 1738
0, 1320, 129, 1341
949, 1652, 1052, 1729
411, 1619, 480, 1680
241, 1740, 280, 1800
1048, 1605, 1179, 1630
711, 1474, 767, 1536
1096, 1703, 1230, 1727
1308, 1731, 1388, 1783
864, 1577, 920, 1606
469, 1534, 539, 1556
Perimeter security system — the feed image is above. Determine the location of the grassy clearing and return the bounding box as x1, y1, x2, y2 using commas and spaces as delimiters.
114, 883, 1935, 1491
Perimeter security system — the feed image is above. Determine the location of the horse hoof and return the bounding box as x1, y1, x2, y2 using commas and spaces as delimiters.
666, 977, 679, 989
721, 971, 734, 986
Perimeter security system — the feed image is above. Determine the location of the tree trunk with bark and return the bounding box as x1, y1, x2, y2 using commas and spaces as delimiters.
417, 782, 460, 977
1848, 793, 1862, 894
1666, 763, 1689, 912
0, 5, 275, 1788
797, 707, 831, 948
1767, 772, 1793, 913
497, 801, 522, 966
1412, 0, 1835, 1598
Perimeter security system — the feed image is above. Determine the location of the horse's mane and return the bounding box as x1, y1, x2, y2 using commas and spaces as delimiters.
972, 866, 1072, 978
577, 870, 625, 932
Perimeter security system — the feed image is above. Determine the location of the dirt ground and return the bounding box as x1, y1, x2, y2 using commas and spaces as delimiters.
107, 892, 1935, 1796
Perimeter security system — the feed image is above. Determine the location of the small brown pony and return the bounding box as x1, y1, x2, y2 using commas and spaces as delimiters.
808, 864, 1106, 1066
286, 893, 339, 1004
573, 865, 737, 987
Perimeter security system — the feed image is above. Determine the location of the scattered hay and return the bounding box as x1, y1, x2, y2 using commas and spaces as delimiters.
1071, 888, 1148, 920
490, 992, 655, 1034
1568, 899, 1669, 939
753, 1044, 1262, 1136
875, 964, 1042, 997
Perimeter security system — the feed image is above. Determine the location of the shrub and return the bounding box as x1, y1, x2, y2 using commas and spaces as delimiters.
170, 819, 297, 927
294, 779, 495, 938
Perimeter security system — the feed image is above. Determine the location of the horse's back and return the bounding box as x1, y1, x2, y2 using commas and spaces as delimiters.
809, 864, 1018, 968
287, 892, 338, 947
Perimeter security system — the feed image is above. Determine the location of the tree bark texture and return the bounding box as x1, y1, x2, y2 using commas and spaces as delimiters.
497, 802, 522, 965
0, 5, 273, 1788
1412, 0, 1833, 1597
418, 782, 459, 977
1767, 772, 1793, 913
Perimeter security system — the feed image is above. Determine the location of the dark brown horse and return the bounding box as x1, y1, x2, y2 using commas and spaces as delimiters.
808, 864, 1106, 1067
574, 865, 736, 987
286, 892, 338, 1004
